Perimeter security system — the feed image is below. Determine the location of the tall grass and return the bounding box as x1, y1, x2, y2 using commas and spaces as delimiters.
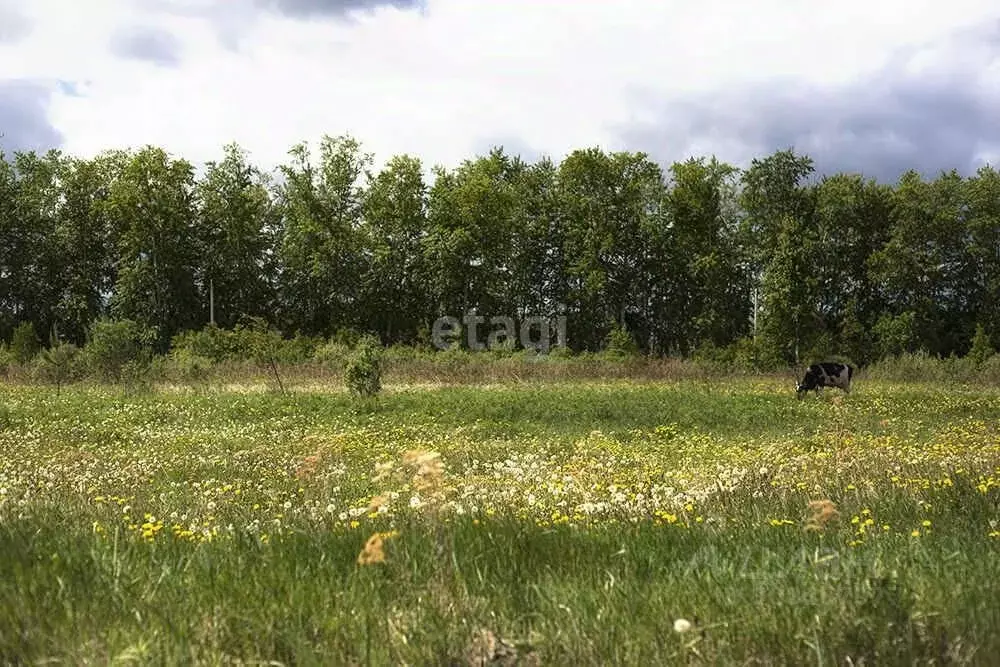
1, 378, 999, 663
7, 341, 1000, 393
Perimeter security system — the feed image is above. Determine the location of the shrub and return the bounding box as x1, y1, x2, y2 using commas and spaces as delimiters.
603, 324, 639, 358
344, 334, 383, 398
31, 342, 81, 394
82, 318, 157, 385
170, 325, 239, 362
277, 333, 324, 364
875, 312, 919, 358
168, 347, 214, 388
10, 321, 41, 364
968, 324, 995, 367
547, 344, 573, 359
331, 327, 363, 348
0, 343, 10, 376
235, 316, 286, 393
979, 353, 1000, 383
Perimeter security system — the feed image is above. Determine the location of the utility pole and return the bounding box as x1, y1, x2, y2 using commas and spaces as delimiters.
209, 279, 215, 326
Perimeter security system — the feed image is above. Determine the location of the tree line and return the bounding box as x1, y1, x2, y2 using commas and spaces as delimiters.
1, 135, 997, 367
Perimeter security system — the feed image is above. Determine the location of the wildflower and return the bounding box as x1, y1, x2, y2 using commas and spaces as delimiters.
673, 618, 692, 633
366, 495, 388, 512
805, 499, 840, 532
357, 530, 399, 566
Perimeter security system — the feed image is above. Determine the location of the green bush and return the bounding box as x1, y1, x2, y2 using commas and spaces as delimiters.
170, 325, 239, 362
313, 340, 351, 371
277, 333, 324, 364
331, 327, 363, 348
968, 324, 995, 367
603, 324, 639, 358
31, 342, 81, 393
0, 343, 11, 376
547, 344, 573, 359
234, 316, 286, 393
81, 318, 157, 385
167, 347, 215, 388
344, 335, 383, 398
10, 321, 41, 364
875, 312, 919, 358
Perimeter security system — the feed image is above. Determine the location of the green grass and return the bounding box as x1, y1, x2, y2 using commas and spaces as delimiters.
1, 378, 999, 665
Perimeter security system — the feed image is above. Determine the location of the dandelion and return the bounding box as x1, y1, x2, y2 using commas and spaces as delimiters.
673, 618, 692, 633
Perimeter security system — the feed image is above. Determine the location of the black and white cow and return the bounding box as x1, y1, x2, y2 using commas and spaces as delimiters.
796, 362, 853, 399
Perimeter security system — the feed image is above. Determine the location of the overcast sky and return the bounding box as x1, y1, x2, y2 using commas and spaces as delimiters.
1, 0, 999, 182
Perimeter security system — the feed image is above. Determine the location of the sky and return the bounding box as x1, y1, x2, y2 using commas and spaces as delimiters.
1, 0, 999, 182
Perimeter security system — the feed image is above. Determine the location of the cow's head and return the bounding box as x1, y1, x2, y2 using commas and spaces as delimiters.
795, 367, 818, 399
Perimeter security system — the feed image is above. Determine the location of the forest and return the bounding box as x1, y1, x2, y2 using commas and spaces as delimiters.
1, 135, 998, 367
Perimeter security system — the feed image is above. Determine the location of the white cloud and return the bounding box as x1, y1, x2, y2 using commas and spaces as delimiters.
1, 0, 998, 175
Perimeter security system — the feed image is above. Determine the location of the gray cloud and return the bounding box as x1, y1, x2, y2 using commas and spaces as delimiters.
0, 80, 63, 156
137, 0, 425, 51
616, 25, 1000, 182
109, 25, 183, 67
253, 0, 424, 19
0, 2, 31, 44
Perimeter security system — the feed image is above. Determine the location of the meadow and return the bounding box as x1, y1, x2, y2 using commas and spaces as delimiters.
1, 370, 999, 665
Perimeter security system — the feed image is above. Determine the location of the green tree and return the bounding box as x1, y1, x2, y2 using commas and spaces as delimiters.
507, 158, 567, 326
106, 147, 201, 349
0, 150, 63, 342
874, 311, 919, 358
277, 135, 371, 336
739, 149, 815, 350
51, 155, 117, 344
812, 173, 894, 351
359, 154, 428, 344
757, 214, 821, 364
663, 157, 749, 353
423, 148, 527, 333
557, 148, 666, 351
869, 170, 973, 356
195, 143, 279, 328
965, 166, 1000, 347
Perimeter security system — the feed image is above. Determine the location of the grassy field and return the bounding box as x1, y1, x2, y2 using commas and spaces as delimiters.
1, 376, 999, 665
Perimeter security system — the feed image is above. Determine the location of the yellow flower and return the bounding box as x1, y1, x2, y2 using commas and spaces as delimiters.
357, 530, 399, 566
